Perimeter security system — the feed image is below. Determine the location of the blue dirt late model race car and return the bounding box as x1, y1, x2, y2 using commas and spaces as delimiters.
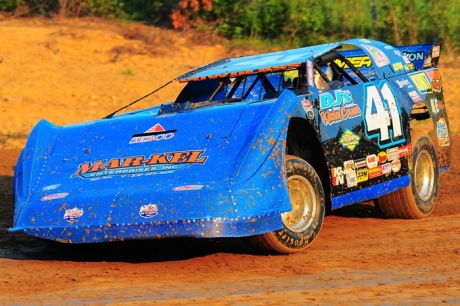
9, 38, 451, 254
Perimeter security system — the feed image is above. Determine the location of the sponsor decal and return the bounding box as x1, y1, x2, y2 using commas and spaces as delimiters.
335, 56, 372, 69
410, 72, 431, 92
404, 63, 415, 71
319, 90, 361, 125
343, 160, 355, 173
432, 46, 440, 58
398, 144, 412, 158
130, 123, 175, 144
395, 79, 412, 89
402, 55, 411, 64
423, 55, 432, 68
72, 150, 208, 179
386, 147, 399, 161
301, 98, 315, 120
339, 130, 361, 151
408, 91, 422, 103
356, 169, 368, 182
378, 151, 388, 164
404, 51, 425, 62
391, 160, 401, 172
366, 154, 378, 168
64, 207, 84, 223
430, 97, 444, 115
42, 183, 61, 191
392, 62, 403, 72
306, 60, 315, 87
361, 44, 390, 67
172, 185, 204, 191
139, 204, 159, 218
368, 166, 383, 179
331, 166, 345, 186
426, 69, 442, 92
355, 159, 367, 169
41, 192, 69, 201
437, 118, 450, 146
382, 162, 391, 174
346, 172, 357, 188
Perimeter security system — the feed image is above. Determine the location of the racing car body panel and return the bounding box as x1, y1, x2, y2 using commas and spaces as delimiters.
9, 38, 451, 244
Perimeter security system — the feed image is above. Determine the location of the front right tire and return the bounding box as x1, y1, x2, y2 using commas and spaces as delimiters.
247, 155, 325, 254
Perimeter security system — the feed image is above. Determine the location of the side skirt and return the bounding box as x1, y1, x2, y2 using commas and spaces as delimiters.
331, 175, 410, 210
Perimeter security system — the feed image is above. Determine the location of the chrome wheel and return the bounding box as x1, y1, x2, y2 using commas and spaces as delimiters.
414, 149, 435, 201
282, 174, 316, 233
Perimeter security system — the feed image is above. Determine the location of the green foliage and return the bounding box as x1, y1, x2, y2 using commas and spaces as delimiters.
122, 68, 133, 76
1, 0, 459, 54
0, 0, 15, 11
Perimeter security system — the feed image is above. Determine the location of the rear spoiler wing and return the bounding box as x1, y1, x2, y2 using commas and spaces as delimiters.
336, 38, 442, 72
395, 38, 442, 70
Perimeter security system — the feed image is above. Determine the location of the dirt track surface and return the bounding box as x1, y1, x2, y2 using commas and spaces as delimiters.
0, 18, 459, 305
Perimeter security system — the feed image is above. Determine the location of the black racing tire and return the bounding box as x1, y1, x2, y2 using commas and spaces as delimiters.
375, 131, 439, 219
247, 155, 326, 254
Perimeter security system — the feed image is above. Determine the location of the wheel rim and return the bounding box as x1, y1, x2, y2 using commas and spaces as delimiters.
414, 149, 435, 201
281, 174, 316, 233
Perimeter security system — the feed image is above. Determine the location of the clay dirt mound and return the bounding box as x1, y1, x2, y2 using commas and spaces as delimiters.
0, 17, 459, 305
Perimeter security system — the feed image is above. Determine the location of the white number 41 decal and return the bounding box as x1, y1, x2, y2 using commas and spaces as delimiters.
364, 81, 405, 148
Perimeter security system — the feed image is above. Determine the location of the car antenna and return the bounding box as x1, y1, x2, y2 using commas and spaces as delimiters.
103, 79, 175, 119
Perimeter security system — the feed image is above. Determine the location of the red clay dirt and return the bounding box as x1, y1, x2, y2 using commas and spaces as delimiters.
0, 18, 459, 305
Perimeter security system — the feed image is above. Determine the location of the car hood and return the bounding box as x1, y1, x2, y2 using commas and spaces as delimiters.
12, 90, 303, 240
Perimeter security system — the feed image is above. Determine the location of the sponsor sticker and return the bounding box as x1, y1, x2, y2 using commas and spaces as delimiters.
41, 192, 69, 201
346, 172, 357, 188
437, 118, 450, 146
306, 60, 315, 87
331, 167, 345, 186
339, 130, 361, 151
410, 72, 431, 92
301, 98, 315, 120
395, 79, 412, 88
408, 91, 422, 103
72, 150, 208, 179
378, 151, 388, 164
392, 62, 403, 72
402, 55, 410, 64
368, 166, 383, 179
356, 169, 368, 182
129, 123, 175, 144
355, 159, 367, 169
64, 207, 84, 223
42, 184, 61, 191
319, 90, 361, 125
139, 204, 159, 218
399, 144, 412, 158
335, 56, 372, 69
430, 97, 442, 115
404, 51, 425, 62
172, 185, 204, 191
361, 44, 390, 67
382, 163, 391, 174
391, 160, 401, 172
432, 46, 440, 58
343, 160, 355, 173
386, 147, 399, 161
366, 154, 378, 168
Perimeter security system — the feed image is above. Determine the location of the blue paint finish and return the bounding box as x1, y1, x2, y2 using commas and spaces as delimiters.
9, 38, 451, 244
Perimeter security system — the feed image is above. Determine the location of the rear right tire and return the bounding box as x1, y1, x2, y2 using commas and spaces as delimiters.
375, 131, 439, 219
